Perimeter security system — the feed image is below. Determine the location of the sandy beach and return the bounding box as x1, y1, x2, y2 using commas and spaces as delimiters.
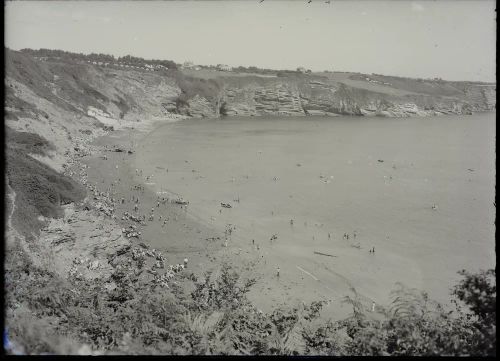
79, 122, 363, 320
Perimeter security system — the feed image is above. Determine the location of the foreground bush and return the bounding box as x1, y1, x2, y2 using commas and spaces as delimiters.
4, 242, 496, 356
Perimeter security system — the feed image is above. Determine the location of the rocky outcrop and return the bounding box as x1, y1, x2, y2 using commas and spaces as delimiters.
217, 79, 495, 118
222, 83, 305, 116
180, 94, 219, 118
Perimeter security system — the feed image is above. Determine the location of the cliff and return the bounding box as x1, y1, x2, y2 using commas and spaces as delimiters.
218, 75, 495, 118
6, 49, 495, 127
5, 48, 496, 158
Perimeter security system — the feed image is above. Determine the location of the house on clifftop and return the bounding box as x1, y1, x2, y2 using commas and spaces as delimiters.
217, 64, 232, 72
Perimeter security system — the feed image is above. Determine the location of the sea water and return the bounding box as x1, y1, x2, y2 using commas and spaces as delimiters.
134, 113, 495, 307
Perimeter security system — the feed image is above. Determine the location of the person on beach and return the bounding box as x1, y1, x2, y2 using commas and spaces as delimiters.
328, 232, 331, 239
276, 267, 280, 278
252, 239, 255, 245
224, 239, 228, 247
290, 219, 294, 226
134, 204, 139, 212
184, 258, 188, 268
372, 302, 376, 312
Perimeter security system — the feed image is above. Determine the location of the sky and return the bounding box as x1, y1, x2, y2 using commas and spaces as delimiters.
4, 0, 497, 82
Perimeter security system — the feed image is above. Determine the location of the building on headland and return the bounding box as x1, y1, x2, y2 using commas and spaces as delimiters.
182, 61, 195, 69
297, 67, 307, 73
217, 64, 232, 71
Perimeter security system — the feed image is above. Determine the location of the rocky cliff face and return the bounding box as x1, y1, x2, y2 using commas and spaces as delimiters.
5, 49, 496, 136
218, 78, 495, 118
222, 82, 304, 116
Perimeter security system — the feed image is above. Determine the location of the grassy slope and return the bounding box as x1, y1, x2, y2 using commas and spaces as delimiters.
5, 127, 86, 239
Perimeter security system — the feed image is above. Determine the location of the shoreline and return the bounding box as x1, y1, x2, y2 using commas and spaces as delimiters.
114, 112, 495, 316
79, 117, 375, 319
18, 109, 496, 321
80, 122, 294, 311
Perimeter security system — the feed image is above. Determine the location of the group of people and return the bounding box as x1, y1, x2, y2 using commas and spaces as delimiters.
343, 231, 357, 240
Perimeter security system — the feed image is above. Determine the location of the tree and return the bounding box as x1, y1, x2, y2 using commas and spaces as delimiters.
342, 270, 496, 356
452, 269, 496, 356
